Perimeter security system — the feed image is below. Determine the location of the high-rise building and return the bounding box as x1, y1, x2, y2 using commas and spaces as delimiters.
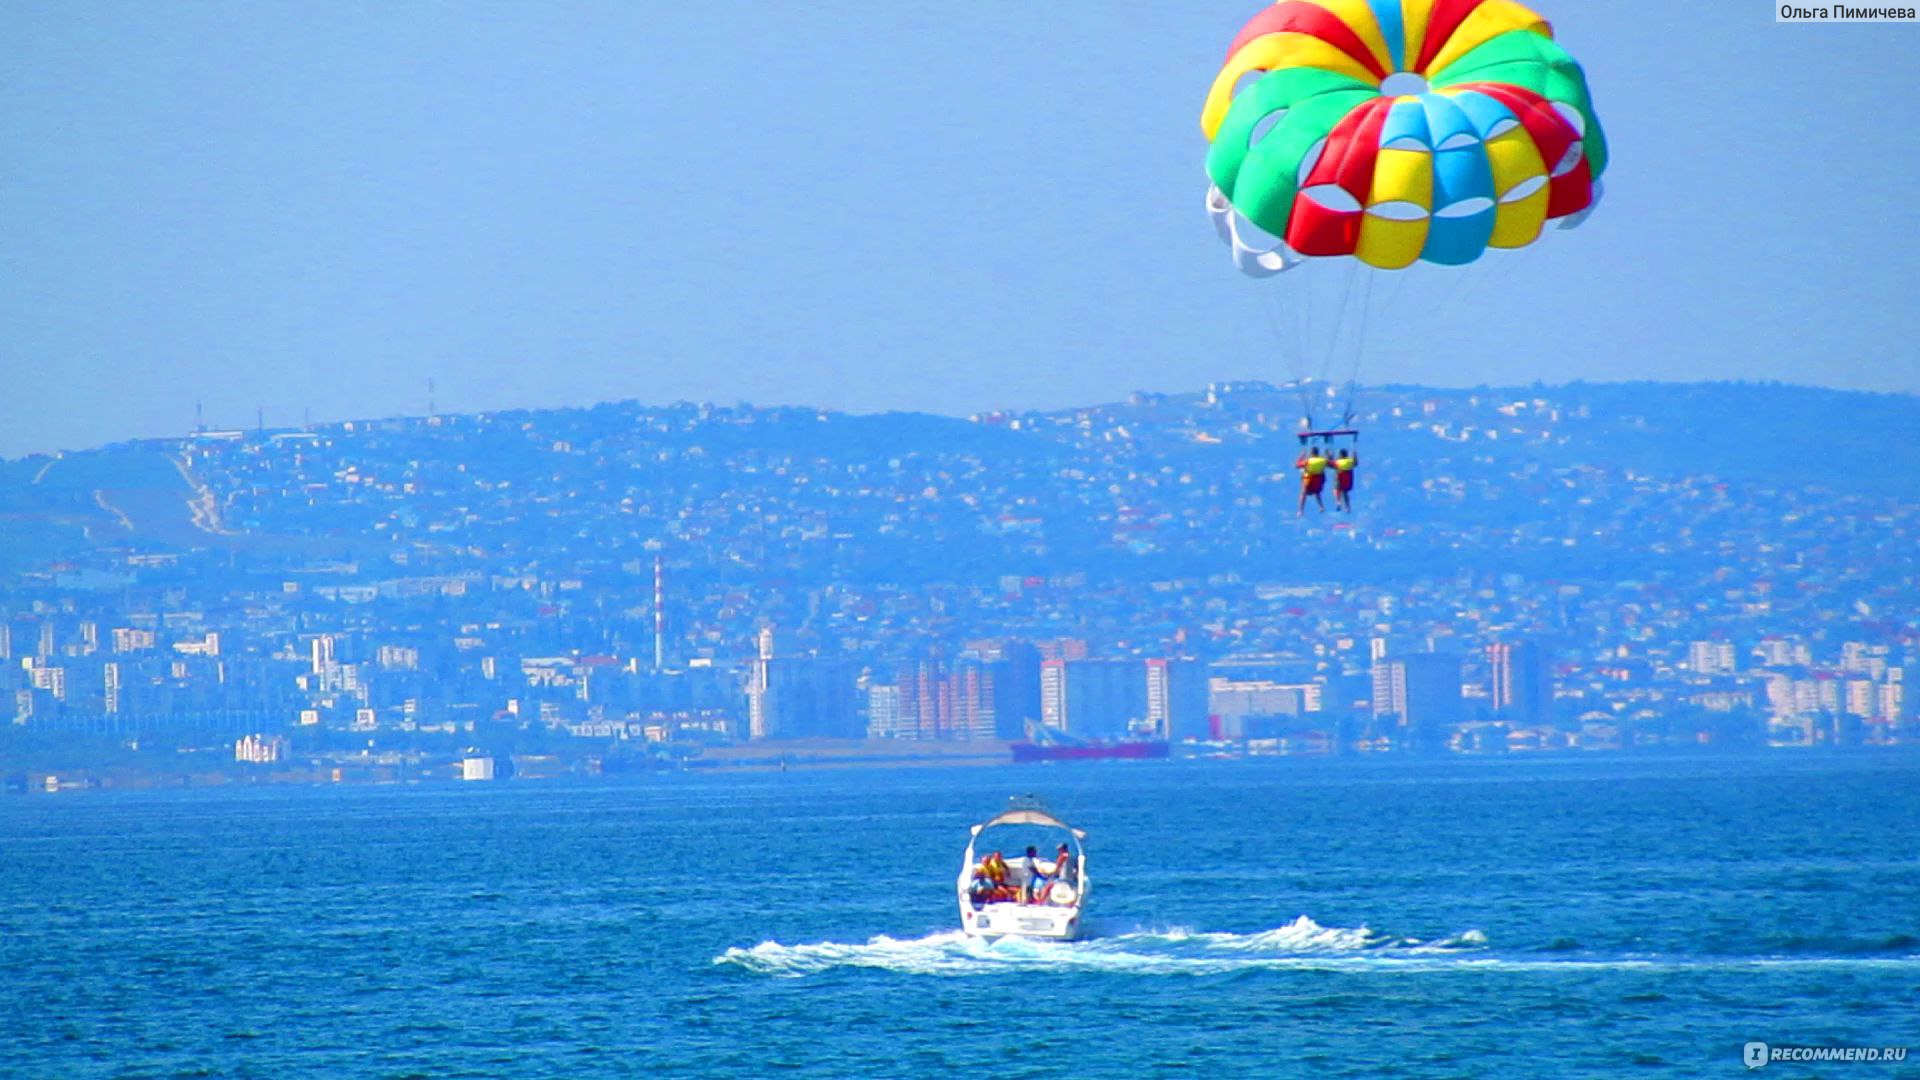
1372, 654, 1461, 735
1371, 664, 1402, 722
968, 639, 1042, 740
1754, 638, 1794, 668
30, 664, 68, 702
748, 629, 860, 740
113, 627, 156, 653
1209, 678, 1322, 739
1488, 641, 1554, 725
1040, 659, 1145, 737
1845, 679, 1877, 719
1689, 640, 1737, 676
653, 555, 667, 672
1816, 675, 1841, 713
310, 635, 337, 675
891, 656, 955, 740
949, 659, 997, 741
1040, 660, 1066, 733
914, 658, 955, 738
377, 645, 420, 671
103, 662, 121, 716
1840, 641, 1872, 674
866, 683, 904, 738
869, 653, 1007, 742
755, 658, 860, 739
748, 629, 776, 738
1145, 659, 1210, 740
1208, 678, 1323, 739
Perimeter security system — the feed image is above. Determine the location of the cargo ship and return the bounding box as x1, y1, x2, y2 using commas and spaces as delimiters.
1010, 720, 1170, 762
1010, 739, 1170, 763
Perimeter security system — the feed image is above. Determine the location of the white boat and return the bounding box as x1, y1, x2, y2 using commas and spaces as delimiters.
958, 797, 1088, 941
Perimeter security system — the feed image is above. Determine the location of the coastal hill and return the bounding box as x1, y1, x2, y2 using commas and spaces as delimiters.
4, 380, 1915, 588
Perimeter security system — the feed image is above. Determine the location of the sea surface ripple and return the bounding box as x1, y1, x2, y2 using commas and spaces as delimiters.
4, 753, 1917, 1077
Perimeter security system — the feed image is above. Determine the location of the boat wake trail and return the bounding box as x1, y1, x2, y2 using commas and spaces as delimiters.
714, 915, 1490, 978
715, 916, 1920, 979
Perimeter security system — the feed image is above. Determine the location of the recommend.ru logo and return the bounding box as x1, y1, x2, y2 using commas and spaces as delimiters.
1744, 1041, 1910, 1068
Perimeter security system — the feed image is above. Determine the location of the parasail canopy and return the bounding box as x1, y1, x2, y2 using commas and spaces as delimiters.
1202, 0, 1608, 276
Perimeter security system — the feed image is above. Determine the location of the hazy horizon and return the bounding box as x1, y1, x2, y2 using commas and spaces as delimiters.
8, 373, 1917, 461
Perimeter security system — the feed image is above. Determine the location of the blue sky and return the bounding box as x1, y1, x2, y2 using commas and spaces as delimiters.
3, 1, 1917, 456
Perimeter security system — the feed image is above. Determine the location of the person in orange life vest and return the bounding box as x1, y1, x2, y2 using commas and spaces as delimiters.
1332, 448, 1357, 512
1296, 444, 1329, 515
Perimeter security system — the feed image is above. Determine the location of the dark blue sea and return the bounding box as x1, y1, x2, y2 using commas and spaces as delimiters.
4, 754, 1918, 1077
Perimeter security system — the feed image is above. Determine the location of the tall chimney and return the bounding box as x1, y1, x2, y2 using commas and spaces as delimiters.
653, 555, 665, 672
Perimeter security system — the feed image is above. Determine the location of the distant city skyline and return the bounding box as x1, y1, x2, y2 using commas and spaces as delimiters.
4, 2, 1918, 458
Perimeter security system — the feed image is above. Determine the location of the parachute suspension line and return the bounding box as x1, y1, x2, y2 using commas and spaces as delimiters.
1341, 267, 1378, 427
1314, 259, 1364, 429
1298, 268, 1317, 429
1330, 259, 1364, 386
1261, 288, 1315, 432
1281, 268, 1323, 433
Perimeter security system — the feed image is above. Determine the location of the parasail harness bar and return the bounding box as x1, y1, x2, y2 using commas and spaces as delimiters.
1297, 428, 1359, 445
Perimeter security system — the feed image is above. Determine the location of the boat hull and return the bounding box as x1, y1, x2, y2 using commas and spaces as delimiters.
961, 901, 1082, 941
1011, 740, 1169, 763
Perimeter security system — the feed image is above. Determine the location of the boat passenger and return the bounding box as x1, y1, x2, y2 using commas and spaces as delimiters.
1053, 842, 1076, 886
977, 852, 1010, 903
1021, 845, 1047, 904
969, 870, 996, 904
982, 851, 1009, 886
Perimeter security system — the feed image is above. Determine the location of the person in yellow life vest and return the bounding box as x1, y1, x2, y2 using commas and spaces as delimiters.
968, 865, 995, 903
1296, 444, 1329, 515
1332, 448, 1357, 512
980, 851, 1013, 902
982, 851, 1008, 885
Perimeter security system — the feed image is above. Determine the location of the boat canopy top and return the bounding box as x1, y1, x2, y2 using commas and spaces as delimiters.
971, 808, 1086, 839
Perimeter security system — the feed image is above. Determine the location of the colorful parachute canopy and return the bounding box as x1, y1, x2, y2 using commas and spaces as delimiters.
1202, 0, 1607, 275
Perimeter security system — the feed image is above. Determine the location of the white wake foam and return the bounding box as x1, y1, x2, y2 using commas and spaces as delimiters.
716, 915, 1920, 979
713, 915, 1492, 978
